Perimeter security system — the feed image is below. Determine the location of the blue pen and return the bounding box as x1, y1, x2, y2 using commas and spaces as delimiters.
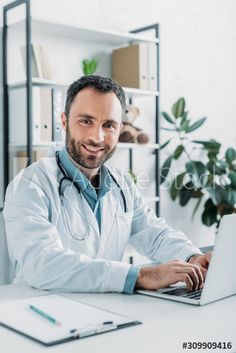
28, 304, 62, 326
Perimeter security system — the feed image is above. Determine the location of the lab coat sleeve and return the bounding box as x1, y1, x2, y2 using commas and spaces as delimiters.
128, 179, 202, 263
3, 173, 131, 293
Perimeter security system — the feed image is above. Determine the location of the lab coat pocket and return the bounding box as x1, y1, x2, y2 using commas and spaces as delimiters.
115, 211, 133, 258
61, 197, 96, 254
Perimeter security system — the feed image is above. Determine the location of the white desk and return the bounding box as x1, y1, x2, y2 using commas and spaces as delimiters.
0, 283, 235, 353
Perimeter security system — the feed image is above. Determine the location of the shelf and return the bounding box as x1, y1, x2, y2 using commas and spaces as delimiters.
144, 196, 160, 203
117, 143, 159, 149
8, 79, 159, 97
9, 142, 53, 148
10, 142, 159, 150
8, 79, 68, 89
9, 17, 159, 45
123, 87, 159, 97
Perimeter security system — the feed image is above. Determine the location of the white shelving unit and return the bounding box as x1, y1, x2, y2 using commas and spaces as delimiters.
3, 0, 160, 265
9, 17, 159, 45
9, 79, 159, 97
9, 142, 160, 150
4, 1, 160, 217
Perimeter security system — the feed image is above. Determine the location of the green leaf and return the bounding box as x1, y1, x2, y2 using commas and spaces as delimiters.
206, 161, 214, 174
207, 161, 226, 175
160, 127, 176, 131
160, 156, 172, 184
225, 148, 236, 163
160, 139, 171, 150
207, 187, 222, 206
90, 59, 98, 74
204, 198, 215, 209
186, 161, 207, 186
186, 117, 206, 133
179, 181, 194, 206
207, 152, 218, 163
209, 185, 236, 207
170, 172, 186, 200
172, 97, 185, 118
179, 119, 189, 132
219, 186, 236, 207
193, 139, 221, 153
170, 180, 178, 201
173, 145, 184, 159
192, 189, 204, 198
192, 196, 203, 219
82, 58, 98, 75
229, 171, 236, 189
162, 112, 175, 124
82, 59, 89, 75
201, 203, 218, 227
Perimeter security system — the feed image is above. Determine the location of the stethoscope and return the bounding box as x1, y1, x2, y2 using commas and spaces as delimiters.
56, 151, 127, 241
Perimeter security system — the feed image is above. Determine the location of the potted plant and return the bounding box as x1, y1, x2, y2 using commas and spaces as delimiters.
81, 58, 98, 75
160, 97, 236, 228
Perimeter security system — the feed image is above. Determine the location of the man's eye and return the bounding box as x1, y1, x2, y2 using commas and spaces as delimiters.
104, 123, 115, 130
80, 119, 91, 125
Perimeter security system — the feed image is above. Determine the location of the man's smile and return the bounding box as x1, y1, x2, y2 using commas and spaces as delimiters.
81, 143, 105, 156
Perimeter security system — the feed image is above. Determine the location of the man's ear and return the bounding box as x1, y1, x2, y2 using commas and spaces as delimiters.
61, 112, 67, 132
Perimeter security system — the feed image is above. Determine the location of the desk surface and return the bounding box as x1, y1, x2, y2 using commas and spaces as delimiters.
0, 283, 235, 353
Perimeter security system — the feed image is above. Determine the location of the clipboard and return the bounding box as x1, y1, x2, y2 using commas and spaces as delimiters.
0, 294, 141, 346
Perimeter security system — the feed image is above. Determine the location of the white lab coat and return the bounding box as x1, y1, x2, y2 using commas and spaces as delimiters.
3, 144, 201, 292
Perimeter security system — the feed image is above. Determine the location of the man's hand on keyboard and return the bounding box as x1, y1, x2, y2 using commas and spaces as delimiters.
135, 259, 205, 292
188, 252, 212, 272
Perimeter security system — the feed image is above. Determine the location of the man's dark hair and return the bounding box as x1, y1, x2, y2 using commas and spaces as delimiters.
64, 75, 126, 118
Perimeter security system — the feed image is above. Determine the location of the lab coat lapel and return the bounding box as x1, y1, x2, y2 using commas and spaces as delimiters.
97, 187, 120, 256
81, 193, 100, 237
64, 184, 100, 239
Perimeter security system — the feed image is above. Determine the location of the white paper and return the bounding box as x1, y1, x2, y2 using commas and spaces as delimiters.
0, 294, 134, 344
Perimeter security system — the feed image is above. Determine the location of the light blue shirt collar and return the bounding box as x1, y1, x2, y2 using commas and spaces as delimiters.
58, 147, 113, 199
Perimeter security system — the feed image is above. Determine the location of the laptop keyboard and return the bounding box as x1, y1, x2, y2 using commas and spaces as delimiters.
163, 287, 202, 300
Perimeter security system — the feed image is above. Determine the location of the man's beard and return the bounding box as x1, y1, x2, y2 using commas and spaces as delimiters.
66, 125, 117, 169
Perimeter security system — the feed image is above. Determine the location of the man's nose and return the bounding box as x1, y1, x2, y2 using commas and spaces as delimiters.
91, 126, 105, 143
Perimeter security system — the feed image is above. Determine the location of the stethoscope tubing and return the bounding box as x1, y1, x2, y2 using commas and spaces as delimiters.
56, 151, 127, 212
55, 151, 127, 241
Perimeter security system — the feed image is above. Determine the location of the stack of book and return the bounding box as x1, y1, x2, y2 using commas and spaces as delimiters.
112, 43, 158, 91
32, 87, 65, 143
21, 43, 51, 79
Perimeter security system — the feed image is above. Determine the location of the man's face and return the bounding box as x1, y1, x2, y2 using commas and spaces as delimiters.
61, 88, 123, 170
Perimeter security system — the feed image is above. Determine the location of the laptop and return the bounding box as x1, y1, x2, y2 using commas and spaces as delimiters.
136, 214, 236, 305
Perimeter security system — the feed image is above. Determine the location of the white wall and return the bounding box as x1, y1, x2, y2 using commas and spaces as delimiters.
0, 5, 4, 208
1, 0, 236, 248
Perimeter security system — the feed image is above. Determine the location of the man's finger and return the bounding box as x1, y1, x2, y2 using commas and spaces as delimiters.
178, 273, 193, 291
185, 266, 201, 291
204, 251, 213, 264
192, 265, 204, 289
176, 265, 199, 291
199, 266, 207, 279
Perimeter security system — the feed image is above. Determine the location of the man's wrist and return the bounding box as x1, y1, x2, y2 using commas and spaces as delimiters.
135, 267, 146, 289
135, 267, 154, 290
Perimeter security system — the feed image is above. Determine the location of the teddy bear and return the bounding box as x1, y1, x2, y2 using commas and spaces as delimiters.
119, 105, 149, 144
